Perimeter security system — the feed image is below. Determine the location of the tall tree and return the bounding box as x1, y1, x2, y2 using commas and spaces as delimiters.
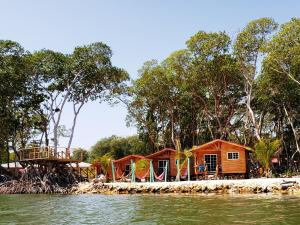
30, 43, 129, 152
234, 18, 278, 141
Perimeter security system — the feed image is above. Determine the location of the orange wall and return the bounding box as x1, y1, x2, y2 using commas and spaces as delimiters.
193, 142, 247, 174
147, 151, 194, 177
220, 143, 246, 173
147, 151, 178, 177
194, 149, 221, 174
107, 157, 145, 179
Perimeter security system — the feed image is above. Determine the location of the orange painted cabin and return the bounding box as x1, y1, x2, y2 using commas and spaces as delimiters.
146, 148, 192, 180
192, 139, 251, 176
108, 155, 149, 180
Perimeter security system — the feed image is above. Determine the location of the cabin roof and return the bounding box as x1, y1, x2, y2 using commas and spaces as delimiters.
113, 154, 147, 163
69, 162, 91, 168
191, 139, 253, 152
146, 148, 177, 158
1, 162, 23, 169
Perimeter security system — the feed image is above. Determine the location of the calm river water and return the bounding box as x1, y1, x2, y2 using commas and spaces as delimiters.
0, 194, 300, 224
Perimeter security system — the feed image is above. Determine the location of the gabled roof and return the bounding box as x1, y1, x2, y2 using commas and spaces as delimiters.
113, 154, 147, 163
191, 139, 253, 152
146, 148, 177, 158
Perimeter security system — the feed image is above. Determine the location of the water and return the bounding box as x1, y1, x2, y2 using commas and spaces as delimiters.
0, 194, 300, 225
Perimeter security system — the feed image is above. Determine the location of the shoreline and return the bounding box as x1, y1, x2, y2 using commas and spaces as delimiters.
72, 178, 300, 195
1, 178, 300, 195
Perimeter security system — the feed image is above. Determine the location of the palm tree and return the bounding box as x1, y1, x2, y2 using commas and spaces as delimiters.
254, 139, 280, 177
175, 139, 193, 181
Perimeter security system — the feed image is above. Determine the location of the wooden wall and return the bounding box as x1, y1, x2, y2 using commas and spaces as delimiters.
221, 142, 246, 174
193, 149, 221, 175
193, 141, 247, 175
147, 150, 177, 177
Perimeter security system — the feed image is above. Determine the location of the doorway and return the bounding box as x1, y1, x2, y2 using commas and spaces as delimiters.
204, 154, 217, 172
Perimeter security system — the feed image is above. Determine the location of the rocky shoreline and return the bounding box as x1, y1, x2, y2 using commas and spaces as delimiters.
72, 178, 300, 195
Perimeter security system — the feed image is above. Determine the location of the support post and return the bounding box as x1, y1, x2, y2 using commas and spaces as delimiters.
187, 157, 190, 181
150, 160, 154, 182
176, 159, 180, 181
111, 161, 115, 182
131, 159, 135, 183
164, 161, 168, 182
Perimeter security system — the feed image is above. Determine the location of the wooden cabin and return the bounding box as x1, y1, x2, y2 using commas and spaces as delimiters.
192, 139, 252, 178
109, 155, 149, 180
146, 148, 191, 180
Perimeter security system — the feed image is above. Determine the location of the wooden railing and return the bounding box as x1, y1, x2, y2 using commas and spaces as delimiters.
18, 147, 71, 161
79, 167, 97, 180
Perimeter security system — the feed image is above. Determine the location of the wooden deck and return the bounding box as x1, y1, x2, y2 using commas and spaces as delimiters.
18, 147, 79, 164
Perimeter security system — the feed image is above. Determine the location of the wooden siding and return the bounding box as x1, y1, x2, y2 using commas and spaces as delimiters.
194, 149, 221, 174
192, 140, 248, 175
147, 150, 178, 177
107, 155, 148, 179
220, 142, 246, 173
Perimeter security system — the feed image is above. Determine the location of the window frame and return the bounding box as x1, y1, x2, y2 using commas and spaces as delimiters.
204, 154, 217, 172
227, 152, 239, 160
158, 160, 169, 174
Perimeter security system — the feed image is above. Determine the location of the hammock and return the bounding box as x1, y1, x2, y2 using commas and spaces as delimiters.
135, 169, 150, 180
154, 171, 165, 181
180, 168, 188, 179
115, 167, 125, 179
117, 172, 132, 182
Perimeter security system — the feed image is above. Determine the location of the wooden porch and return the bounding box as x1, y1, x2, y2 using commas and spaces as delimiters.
18, 147, 79, 164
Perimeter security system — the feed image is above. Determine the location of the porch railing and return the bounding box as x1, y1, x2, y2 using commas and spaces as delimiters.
18, 147, 71, 161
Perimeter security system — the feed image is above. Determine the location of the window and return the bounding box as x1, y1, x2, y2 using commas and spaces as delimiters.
228, 152, 239, 160
125, 164, 130, 175
158, 160, 168, 174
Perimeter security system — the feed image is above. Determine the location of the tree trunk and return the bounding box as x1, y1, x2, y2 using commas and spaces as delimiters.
6, 144, 9, 169
283, 106, 300, 159
67, 113, 78, 149
246, 90, 261, 141
52, 93, 69, 155
67, 102, 84, 149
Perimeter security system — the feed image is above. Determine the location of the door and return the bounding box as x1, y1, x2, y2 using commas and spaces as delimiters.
204, 154, 217, 172
125, 164, 130, 175
158, 160, 169, 175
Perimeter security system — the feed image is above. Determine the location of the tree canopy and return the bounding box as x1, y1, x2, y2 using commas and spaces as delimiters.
0, 41, 128, 166
126, 17, 300, 171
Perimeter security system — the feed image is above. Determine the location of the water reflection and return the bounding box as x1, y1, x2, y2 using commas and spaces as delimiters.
0, 194, 299, 225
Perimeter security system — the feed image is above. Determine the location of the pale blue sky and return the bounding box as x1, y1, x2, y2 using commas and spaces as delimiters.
1, 0, 299, 149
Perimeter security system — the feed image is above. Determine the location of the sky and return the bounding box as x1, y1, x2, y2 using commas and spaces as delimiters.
1, 0, 300, 149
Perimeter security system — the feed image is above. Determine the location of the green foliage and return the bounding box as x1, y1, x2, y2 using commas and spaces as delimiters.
254, 139, 281, 177
128, 30, 245, 150
72, 148, 89, 162
135, 159, 149, 172
97, 153, 113, 175
2, 17, 300, 175
234, 17, 278, 64
89, 135, 149, 161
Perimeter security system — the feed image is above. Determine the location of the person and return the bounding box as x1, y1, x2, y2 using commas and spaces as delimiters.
198, 160, 206, 173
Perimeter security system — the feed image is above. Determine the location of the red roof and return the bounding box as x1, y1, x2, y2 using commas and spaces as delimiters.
113, 155, 147, 163
191, 139, 252, 152
146, 148, 178, 158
